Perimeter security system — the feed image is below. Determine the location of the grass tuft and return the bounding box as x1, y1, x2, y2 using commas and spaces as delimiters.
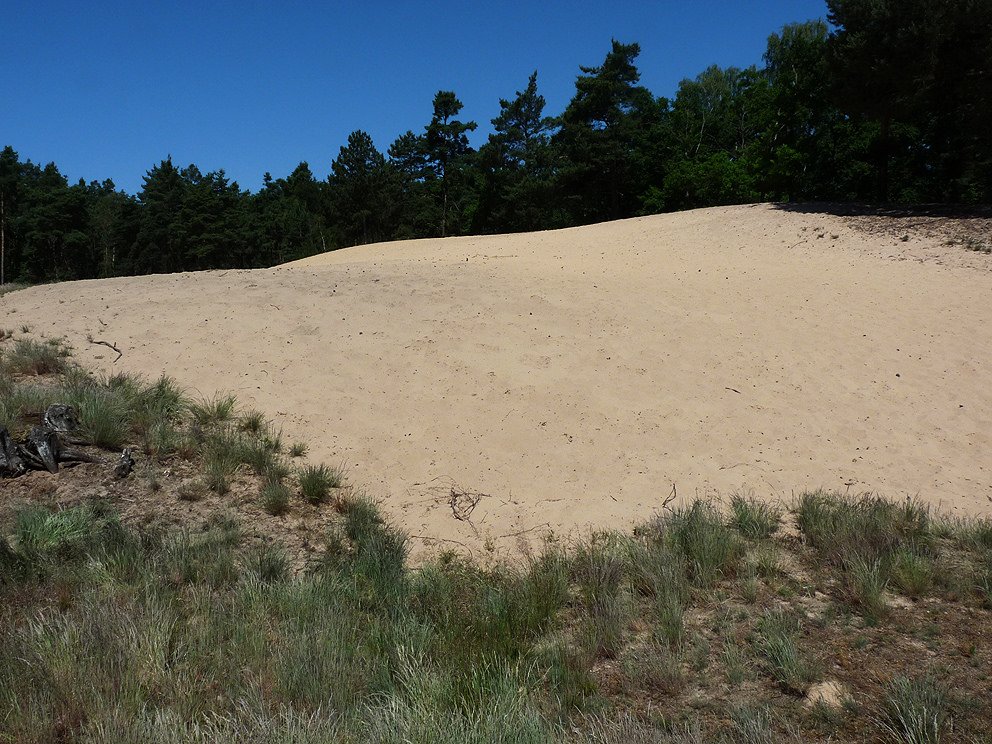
190, 394, 237, 427
261, 480, 291, 516
755, 609, 819, 695
730, 493, 782, 539
298, 464, 342, 504
879, 673, 948, 744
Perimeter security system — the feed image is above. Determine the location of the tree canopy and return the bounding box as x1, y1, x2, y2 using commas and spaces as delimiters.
2, 3, 989, 285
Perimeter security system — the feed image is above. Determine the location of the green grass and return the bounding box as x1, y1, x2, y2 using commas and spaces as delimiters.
189, 394, 237, 427
755, 609, 820, 694
669, 500, 744, 587
298, 463, 343, 504
0, 337, 72, 375
879, 674, 948, 744
261, 479, 291, 515
237, 409, 266, 434
848, 556, 890, 623
289, 441, 308, 458
730, 493, 782, 539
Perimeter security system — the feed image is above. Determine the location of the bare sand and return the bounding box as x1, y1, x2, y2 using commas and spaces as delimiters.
4, 204, 990, 557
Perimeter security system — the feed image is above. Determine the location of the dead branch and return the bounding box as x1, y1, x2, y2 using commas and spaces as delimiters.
661, 482, 678, 511
450, 487, 485, 521
497, 523, 552, 539
86, 334, 123, 362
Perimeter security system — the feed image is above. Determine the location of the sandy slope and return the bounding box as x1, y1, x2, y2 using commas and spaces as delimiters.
4, 204, 990, 557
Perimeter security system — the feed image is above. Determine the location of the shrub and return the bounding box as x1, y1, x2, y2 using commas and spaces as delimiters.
289, 442, 308, 458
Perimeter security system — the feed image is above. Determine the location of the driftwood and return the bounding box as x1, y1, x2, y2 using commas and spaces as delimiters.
1, 404, 109, 477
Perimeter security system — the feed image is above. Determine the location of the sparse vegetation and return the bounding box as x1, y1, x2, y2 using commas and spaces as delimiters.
2, 357, 991, 742
0, 336, 71, 375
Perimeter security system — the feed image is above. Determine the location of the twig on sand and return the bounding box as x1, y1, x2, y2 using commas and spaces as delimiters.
498, 523, 552, 539
450, 487, 485, 521
661, 483, 678, 511
86, 334, 123, 362
725, 387, 741, 394
410, 534, 474, 554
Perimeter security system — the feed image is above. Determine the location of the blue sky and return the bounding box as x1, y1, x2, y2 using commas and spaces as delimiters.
2, 1, 828, 194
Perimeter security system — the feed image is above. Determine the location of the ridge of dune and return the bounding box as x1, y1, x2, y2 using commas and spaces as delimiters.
4, 203, 990, 557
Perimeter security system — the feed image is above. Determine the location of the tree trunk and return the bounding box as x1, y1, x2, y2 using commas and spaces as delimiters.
878, 114, 891, 202
1, 191, 5, 286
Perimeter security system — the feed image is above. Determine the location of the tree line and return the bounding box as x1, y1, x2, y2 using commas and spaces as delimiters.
1, 1, 989, 285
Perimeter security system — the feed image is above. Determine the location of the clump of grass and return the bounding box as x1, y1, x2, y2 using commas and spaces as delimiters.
879, 673, 948, 744
61, 375, 133, 450
190, 394, 237, 427
0, 337, 71, 375
0, 328, 12, 341
670, 500, 744, 586
298, 464, 342, 504
795, 491, 931, 568
729, 705, 775, 744
755, 609, 819, 694
204, 462, 231, 495
730, 493, 782, 539
891, 548, 934, 598
621, 639, 684, 693
722, 639, 751, 684
289, 441, 308, 458
253, 545, 289, 582
848, 557, 889, 623
261, 480, 291, 516
239, 437, 278, 476
238, 409, 266, 434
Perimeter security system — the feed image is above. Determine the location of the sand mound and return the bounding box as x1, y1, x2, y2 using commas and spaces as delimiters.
4, 204, 990, 557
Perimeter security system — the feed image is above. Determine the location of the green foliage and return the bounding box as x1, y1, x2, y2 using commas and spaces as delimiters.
2, 10, 991, 286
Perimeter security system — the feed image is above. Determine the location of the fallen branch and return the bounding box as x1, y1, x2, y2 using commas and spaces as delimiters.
450, 487, 485, 521
497, 523, 552, 539
86, 334, 123, 362
661, 482, 678, 511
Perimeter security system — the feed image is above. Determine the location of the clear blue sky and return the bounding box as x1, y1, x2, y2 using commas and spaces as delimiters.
2, 1, 828, 194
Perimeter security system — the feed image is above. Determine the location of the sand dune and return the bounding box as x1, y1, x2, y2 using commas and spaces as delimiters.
4, 204, 990, 557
